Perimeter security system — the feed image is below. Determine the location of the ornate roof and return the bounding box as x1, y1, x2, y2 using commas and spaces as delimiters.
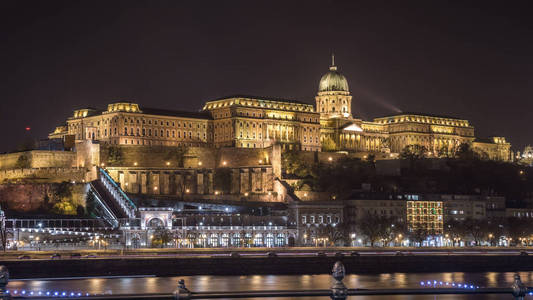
318, 55, 349, 92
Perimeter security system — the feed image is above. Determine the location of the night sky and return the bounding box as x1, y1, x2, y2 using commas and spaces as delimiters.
1, 1, 532, 153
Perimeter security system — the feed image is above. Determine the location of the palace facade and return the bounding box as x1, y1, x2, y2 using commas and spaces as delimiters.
49, 58, 511, 160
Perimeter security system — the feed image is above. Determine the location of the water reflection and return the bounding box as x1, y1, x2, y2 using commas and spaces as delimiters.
8, 271, 533, 300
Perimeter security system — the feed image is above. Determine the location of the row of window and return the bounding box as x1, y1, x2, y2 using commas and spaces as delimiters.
301, 215, 340, 225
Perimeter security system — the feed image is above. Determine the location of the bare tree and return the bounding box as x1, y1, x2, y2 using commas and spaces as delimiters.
358, 212, 396, 247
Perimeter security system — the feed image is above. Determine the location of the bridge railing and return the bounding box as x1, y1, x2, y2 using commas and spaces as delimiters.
98, 168, 136, 219
0, 262, 531, 300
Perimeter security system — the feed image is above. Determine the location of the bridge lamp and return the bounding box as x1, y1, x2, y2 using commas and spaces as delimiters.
134, 162, 138, 166
222, 161, 227, 166
166, 162, 170, 166
198, 161, 203, 166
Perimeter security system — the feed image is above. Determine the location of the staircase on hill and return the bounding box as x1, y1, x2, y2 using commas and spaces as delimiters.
89, 168, 137, 222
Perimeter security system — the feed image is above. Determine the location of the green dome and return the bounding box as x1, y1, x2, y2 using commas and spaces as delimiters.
318, 65, 349, 92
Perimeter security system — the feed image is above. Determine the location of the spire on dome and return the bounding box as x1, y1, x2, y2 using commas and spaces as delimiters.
330, 53, 337, 71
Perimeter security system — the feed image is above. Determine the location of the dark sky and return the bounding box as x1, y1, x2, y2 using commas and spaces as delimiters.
1, 0, 532, 153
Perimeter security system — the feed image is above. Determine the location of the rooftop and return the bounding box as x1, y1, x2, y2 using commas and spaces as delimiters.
140, 107, 212, 120
207, 94, 310, 105
374, 111, 468, 121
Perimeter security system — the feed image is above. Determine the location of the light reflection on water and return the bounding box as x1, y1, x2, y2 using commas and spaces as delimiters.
6, 272, 533, 299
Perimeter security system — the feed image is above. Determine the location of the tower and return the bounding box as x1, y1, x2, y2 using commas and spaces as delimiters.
315, 54, 352, 119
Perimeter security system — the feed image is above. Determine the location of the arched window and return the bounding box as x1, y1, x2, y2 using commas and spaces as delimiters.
147, 218, 164, 228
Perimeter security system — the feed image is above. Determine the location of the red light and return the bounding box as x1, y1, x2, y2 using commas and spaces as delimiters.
25, 127, 31, 131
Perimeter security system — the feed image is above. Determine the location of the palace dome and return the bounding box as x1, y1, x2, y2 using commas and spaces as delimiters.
318, 64, 349, 92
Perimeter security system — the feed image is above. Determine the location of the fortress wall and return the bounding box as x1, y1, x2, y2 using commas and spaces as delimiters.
99, 145, 274, 169
0, 168, 86, 183
215, 147, 273, 168
0, 151, 76, 170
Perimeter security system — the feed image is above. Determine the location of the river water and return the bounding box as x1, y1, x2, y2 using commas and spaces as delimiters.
6, 271, 533, 299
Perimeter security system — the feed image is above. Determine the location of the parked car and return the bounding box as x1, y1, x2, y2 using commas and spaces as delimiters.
334, 252, 345, 258
267, 252, 278, 257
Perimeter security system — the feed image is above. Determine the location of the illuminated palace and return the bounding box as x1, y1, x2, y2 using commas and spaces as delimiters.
50, 57, 511, 160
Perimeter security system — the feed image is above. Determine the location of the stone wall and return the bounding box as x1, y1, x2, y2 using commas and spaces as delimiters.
0, 168, 86, 183
0, 183, 87, 212
0, 151, 76, 170
99, 145, 275, 169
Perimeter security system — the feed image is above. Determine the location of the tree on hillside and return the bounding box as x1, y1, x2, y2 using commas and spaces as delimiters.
282, 150, 318, 179
165, 145, 188, 167
317, 157, 374, 198
400, 145, 428, 160
106, 146, 124, 166
14, 153, 31, 169
454, 143, 478, 160
321, 137, 337, 152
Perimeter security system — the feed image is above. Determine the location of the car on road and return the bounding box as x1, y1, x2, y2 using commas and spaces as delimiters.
50, 253, 61, 259
334, 252, 344, 258
520, 251, 528, 256
350, 251, 360, 257
316, 252, 327, 257
84, 254, 97, 258
230, 252, 240, 258
18, 255, 31, 259
70, 253, 82, 258
267, 252, 278, 257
